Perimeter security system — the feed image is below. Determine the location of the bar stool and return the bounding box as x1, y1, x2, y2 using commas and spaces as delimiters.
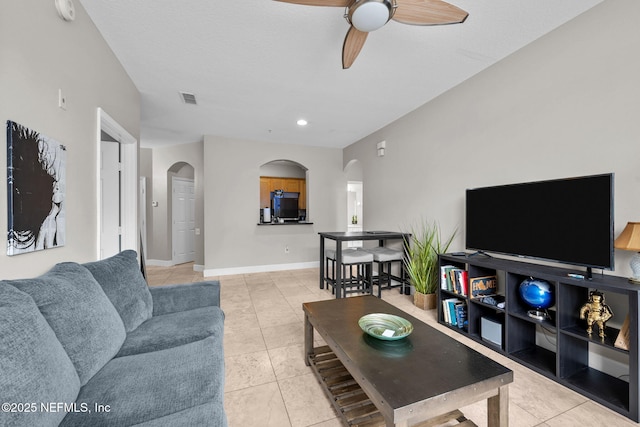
324, 248, 374, 297
363, 247, 406, 297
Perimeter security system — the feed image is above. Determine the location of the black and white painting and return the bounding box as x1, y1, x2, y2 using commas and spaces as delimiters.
7, 121, 66, 255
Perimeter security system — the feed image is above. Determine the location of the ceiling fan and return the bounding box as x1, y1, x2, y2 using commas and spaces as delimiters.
274, 0, 468, 69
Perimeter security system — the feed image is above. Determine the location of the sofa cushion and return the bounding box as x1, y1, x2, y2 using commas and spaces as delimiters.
149, 281, 221, 316
0, 283, 81, 427
117, 306, 225, 357
59, 336, 226, 427
83, 250, 153, 332
5, 262, 126, 385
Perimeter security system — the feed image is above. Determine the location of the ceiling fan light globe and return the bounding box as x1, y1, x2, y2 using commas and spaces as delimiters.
350, 1, 392, 32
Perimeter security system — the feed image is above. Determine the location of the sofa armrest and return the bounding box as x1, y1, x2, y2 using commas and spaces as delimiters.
149, 281, 221, 316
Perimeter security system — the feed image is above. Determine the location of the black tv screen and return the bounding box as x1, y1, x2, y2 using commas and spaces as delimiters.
465, 173, 614, 270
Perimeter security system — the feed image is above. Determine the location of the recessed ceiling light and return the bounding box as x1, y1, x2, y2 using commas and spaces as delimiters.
297, 119, 308, 126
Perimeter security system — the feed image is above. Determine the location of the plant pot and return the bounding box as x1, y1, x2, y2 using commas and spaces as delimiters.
414, 291, 437, 310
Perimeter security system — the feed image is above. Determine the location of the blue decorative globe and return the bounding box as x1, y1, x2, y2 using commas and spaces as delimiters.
519, 277, 554, 310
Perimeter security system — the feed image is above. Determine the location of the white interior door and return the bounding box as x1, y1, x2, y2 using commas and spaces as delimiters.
100, 140, 120, 258
172, 177, 195, 264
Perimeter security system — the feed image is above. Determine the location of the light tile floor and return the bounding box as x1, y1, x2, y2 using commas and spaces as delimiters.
146, 263, 637, 427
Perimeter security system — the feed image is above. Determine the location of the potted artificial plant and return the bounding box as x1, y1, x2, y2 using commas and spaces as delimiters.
404, 220, 456, 310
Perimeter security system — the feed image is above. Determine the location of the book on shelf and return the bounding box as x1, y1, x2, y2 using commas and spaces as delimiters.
457, 270, 468, 296
455, 302, 468, 329
470, 275, 497, 298
442, 297, 452, 324
442, 297, 466, 328
441, 265, 455, 290
440, 265, 468, 296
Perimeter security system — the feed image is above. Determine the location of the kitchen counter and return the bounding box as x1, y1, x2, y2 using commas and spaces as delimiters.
257, 221, 314, 226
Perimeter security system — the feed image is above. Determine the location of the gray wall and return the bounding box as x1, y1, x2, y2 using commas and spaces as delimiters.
203, 136, 344, 274
260, 162, 307, 179
0, 1, 140, 279
148, 141, 205, 266
343, 0, 640, 279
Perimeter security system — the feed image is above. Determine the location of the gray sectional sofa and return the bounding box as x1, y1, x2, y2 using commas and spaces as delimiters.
0, 250, 227, 426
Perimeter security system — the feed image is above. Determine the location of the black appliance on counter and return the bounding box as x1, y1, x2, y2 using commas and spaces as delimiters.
271, 191, 299, 221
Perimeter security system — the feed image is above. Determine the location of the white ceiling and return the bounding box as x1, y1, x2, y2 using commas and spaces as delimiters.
80, 0, 602, 149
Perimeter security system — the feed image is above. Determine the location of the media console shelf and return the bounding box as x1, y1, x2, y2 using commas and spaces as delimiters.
438, 253, 640, 422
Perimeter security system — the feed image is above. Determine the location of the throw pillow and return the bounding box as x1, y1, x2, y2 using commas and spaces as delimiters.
83, 250, 153, 332
6, 263, 126, 385
0, 283, 81, 427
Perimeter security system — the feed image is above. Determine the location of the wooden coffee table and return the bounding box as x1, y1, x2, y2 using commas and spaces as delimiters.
303, 296, 513, 427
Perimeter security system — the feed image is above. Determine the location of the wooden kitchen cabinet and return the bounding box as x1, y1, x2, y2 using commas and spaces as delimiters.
260, 177, 271, 209
260, 176, 306, 209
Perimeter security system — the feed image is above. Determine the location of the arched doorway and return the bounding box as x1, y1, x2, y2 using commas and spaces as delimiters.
345, 159, 363, 247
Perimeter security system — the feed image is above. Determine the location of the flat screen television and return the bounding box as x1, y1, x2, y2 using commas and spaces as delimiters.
465, 173, 614, 272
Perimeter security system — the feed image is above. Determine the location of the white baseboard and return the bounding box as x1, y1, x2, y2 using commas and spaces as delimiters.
145, 260, 203, 272
204, 261, 319, 277
145, 259, 174, 267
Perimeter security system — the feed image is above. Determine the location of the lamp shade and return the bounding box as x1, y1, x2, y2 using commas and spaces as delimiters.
349, 0, 393, 32
614, 222, 640, 251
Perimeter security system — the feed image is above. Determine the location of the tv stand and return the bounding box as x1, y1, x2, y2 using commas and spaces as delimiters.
438, 253, 639, 422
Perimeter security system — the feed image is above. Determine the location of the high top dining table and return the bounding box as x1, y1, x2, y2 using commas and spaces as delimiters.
318, 231, 410, 298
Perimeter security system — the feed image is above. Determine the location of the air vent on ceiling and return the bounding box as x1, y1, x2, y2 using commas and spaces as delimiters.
179, 91, 197, 105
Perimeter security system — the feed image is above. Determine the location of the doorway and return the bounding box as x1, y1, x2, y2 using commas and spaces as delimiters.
97, 108, 137, 259
345, 159, 364, 248
347, 181, 363, 248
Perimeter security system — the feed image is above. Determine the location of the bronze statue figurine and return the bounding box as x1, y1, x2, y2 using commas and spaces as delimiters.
579, 290, 613, 339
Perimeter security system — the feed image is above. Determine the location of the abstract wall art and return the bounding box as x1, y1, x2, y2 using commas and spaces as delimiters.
7, 121, 66, 255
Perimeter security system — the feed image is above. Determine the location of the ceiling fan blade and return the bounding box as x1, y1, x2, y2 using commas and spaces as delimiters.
342, 26, 368, 69
273, 0, 351, 6
393, 0, 468, 25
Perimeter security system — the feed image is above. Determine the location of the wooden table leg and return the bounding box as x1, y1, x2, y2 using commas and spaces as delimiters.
304, 313, 313, 366
487, 385, 509, 426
